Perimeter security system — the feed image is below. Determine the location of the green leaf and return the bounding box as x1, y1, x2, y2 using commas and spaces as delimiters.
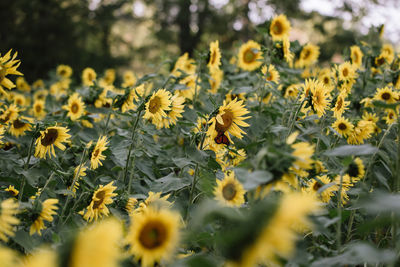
324, 144, 378, 157
233, 168, 273, 190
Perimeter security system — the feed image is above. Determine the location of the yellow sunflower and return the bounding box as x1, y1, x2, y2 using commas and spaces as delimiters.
155, 93, 185, 129
384, 109, 397, 125
282, 37, 294, 64
0, 245, 19, 267
67, 165, 87, 194
82, 67, 97, 86
301, 79, 331, 117
143, 89, 172, 125
177, 75, 196, 100
237, 40, 263, 71
297, 44, 320, 68
208, 40, 221, 70
69, 218, 123, 267
347, 120, 374, 145
56, 64, 73, 78
22, 247, 58, 267
261, 64, 280, 84
345, 157, 365, 183
122, 70, 137, 87
127, 207, 181, 267
9, 116, 33, 137
207, 98, 251, 140
12, 93, 27, 107
0, 50, 23, 95
381, 44, 395, 64
214, 171, 246, 207
126, 197, 138, 213
34, 126, 71, 159
306, 175, 337, 203
332, 117, 354, 137
32, 100, 46, 120
0, 198, 19, 242
269, 14, 291, 41
350, 45, 363, 68
209, 67, 223, 94
171, 53, 196, 76
80, 182, 117, 222
373, 86, 398, 104
62, 92, 86, 121
338, 61, 357, 82
284, 84, 299, 99
0, 126, 5, 144
16, 77, 31, 92
32, 79, 45, 89
332, 91, 350, 118
30, 198, 58, 235
90, 135, 109, 169
5, 185, 19, 197
0, 104, 19, 125
33, 89, 48, 101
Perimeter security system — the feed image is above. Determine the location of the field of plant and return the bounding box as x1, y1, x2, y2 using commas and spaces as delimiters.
1, 14, 400, 267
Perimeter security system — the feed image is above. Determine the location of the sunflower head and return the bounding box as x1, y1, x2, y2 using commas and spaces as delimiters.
297, 44, 320, 68
237, 40, 263, 71
34, 126, 71, 159
214, 171, 245, 207
207, 40, 221, 70
270, 14, 291, 41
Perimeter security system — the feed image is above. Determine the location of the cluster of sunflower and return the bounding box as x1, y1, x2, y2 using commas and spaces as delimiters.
1, 12, 400, 267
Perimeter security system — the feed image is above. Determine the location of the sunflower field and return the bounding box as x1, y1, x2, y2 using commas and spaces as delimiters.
1, 13, 400, 267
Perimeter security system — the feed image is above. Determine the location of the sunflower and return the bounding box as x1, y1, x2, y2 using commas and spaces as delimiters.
143, 89, 172, 124
209, 67, 223, 94
32, 100, 46, 120
177, 75, 196, 100
32, 79, 44, 89
346, 157, 365, 183
30, 198, 58, 235
0, 104, 19, 125
350, 45, 363, 68
373, 86, 398, 104
261, 64, 280, 84
0, 50, 23, 94
207, 98, 251, 140
68, 165, 87, 194
338, 61, 357, 82
5, 185, 19, 197
80, 182, 117, 222
284, 84, 299, 99
82, 67, 97, 86
90, 135, 109, 169
22, 248, 58, 267
62, 92, 86, 121
69, 218, 122, 267
9, 116, 33, 137
347, 120, 374, 145
332, 91, 350, 118
171, 53, 196, 76
126, 197, 138, 213
56, 64, 73, 78
122, 70, 137, 87
101, 68, 116, 85
332, 117, 354, 137
155, 93, 185, 129
282, 37, 294, 64
381, 44, 395, 64
237, 40, 263, 71
306, 175, 337, 203
214, 171, 245, 207
0, 198, 19, 242
384, 109, 397, 125
34, 126, 71, 159
362, 111, 379, 123
121, 88, 138, 113
318, 69, 334, 92
208, 40, 221, 70
33, 89, 48, 101
0, 245, 19, 267
0, 126, 5, 144
269, 14, 291, 41
291, 141, 315, 170
301, 79, 331, 117
16, 77, 31, 92
135, 192, 173, 214
12, 93, 27, 106
297, 44, 320, 68
127, 207, 181, 267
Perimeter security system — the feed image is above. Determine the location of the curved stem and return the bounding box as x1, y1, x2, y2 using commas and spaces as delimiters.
19, 125, 38, 202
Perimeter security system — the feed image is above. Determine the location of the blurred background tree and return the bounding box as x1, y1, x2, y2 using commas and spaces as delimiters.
0, 0, 396, 82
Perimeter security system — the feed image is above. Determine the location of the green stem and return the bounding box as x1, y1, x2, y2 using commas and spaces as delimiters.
58, 147, 87, 225
123, 109, 143, 185
19, 126, 38, 202
286, 99, 306, 140
337, 172, 344, 252
103, 110, 112, 135
189, 163, 200, 205
192, 61, 202, 107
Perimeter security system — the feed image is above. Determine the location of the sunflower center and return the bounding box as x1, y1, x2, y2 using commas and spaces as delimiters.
313, 181, 323, 191
0, 112, 11, 124
323, 77, 330, 85
272, 21, 283, 35
338, 122, 347, 131
59, 69, 66, 76
210, 51, 217, 65
243, 49, 256, 63
71, 103, 79, 113
376, 57, 385, 66
93, 148, 100, 158
88, 73, 94, 81
303, 49, 311, 60
93, 190, 106, 209
381, 92, 391, 100
41, 129, 59, 146
347, 162, 359, 178
222, 182, 237, 200
336, 97, 343, 110
13, 119, 26, 129
139, 221, 167, 249
149, 96, 162, 114
35, 104, 42, 113
215, 110, 233, 132
342, 68, 349, 77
